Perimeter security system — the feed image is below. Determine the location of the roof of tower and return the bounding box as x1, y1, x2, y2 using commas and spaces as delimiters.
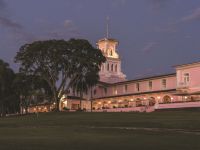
97, 38, 118, 43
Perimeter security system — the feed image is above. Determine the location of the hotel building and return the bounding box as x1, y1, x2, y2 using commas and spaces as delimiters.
27, 37, 200, 113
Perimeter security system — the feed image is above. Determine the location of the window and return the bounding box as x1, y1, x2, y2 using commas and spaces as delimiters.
113, 86, 117, 95
107, 63, 109, 71
104, 88, 107, 95
162, 79, 167, 88
124, 85, 128, 93
111, 64, 114, 71
93, 89, 96, 95
136, 83, 140, 92
102, 65, 104, 71
149, 81, 152, 90
115, 64, 117, 72
110, 50, 113, 56
184, 73, 189, 84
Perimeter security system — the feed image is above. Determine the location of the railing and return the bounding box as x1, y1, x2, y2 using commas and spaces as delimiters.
91, 106, 155, 113
177, 82, 189, 88
156, 101, 200, 110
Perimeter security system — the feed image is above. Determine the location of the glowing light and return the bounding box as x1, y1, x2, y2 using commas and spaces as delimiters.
171, 97, 174, 100
185, 96, 188, 99
108, 101, 111, 104
98, 102, 101, 105
130, 99, 134, 102
53, 102, 56, 105
144, 97, 147, 100
157, 96, 161, 99
118, 100, 122, 102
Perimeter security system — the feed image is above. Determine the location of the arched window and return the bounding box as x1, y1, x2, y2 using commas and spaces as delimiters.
111, 64, 114, 71
163, 95, 171, 103
115, 64, 117, 72
107, 63, 109, 71
149, 97, 156, 106
110, 50, 113, 56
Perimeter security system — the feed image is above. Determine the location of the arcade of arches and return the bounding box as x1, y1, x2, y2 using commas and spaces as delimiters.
93, 94, 173, 110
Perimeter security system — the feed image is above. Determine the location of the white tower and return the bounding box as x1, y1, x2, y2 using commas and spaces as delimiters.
97, 38, 126, 83
97, 17, 126, 83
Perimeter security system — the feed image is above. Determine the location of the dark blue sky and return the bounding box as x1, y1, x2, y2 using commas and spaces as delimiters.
0, 0, 200, 79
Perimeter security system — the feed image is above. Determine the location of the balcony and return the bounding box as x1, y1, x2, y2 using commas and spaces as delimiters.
177, 82, 189, 89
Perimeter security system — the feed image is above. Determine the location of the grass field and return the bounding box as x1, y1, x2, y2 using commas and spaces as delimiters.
1, 110, 200, 150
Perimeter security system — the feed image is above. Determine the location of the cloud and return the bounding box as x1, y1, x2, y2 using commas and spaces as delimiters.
148, 0, 180, 11
156, 7, 200, 33
181, 7, 200, 22
31, 19, 81, 41
0, 0, 35, 44
0, 16, 23, 29
64, 19, 73, 28
0, 0, 23, 30
141, 42, 158, 53
154, 23, 178, 33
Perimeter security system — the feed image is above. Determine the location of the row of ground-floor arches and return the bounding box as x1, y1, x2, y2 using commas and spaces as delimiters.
93, 95, 173, 110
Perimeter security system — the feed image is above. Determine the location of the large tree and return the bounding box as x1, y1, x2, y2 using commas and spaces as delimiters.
0, 59, 18, 116
15, 39, 106, 111
68, 39, 103, 110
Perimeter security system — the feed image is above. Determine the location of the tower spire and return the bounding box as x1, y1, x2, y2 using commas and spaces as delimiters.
106, 16, 109, 39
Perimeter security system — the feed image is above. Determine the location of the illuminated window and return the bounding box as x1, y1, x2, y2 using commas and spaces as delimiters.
110, 50, 113, 56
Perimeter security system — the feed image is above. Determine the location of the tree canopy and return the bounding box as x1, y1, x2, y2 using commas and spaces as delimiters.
15, 39, 106, 111
0, 59, 18, 115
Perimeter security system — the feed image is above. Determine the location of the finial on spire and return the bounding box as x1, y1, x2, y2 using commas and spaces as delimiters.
106, 16, 109, 39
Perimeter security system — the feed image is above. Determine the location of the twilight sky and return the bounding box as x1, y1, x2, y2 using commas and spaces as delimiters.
0, 0, 200, 79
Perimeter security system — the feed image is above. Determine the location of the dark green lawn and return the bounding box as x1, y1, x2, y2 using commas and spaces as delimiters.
1, 110, 200, 150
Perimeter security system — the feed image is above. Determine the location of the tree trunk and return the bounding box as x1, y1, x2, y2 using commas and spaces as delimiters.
56, 97, 60, 112
52, 90, 59, 112
80, 92, 83, 110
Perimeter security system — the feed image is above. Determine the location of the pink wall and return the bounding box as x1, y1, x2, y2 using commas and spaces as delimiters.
92, 75, 176, 98
176, 63, 200, 91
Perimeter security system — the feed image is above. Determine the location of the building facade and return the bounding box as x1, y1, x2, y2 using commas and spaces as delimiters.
27, 37, 200, 113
